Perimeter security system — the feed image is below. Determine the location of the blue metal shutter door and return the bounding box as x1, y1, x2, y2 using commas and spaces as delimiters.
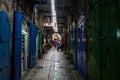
0, 11, 11, 80
29, 25, 36, 68
13, 11, 22, 80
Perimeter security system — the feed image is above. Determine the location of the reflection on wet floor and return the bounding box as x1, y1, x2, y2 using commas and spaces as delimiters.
23, 48, 83, 80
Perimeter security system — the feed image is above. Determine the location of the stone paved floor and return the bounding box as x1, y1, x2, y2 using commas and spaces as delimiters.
22, 47, 83, 80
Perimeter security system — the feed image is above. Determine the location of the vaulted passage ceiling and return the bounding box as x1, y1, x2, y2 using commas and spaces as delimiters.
37, 0, 72, 34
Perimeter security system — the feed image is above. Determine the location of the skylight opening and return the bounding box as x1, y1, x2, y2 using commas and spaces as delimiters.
51, 0, 58, 32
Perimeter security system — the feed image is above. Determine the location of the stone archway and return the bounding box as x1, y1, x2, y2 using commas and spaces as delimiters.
0, 1, 9, 12
52, 33, 62, 41
0, 1, 14, 32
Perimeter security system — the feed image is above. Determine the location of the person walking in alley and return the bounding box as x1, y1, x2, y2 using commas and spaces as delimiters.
53, 40, 57, 49
56, 39, 62, 52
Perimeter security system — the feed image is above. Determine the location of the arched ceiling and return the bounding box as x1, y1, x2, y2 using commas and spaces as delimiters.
37, 0, 72, 34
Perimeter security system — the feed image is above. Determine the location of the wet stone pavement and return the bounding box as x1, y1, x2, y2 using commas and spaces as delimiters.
23, 47, 83, 80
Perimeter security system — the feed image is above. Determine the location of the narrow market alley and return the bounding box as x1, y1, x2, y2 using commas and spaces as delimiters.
0, 0, 120, 80
23, 47, 83, 80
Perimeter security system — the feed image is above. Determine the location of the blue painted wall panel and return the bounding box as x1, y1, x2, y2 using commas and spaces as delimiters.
13, 11, 22, 80
82, 51, 87, 79
13, 56, 21, 80
3, 42, 10, 65
13, 40, 22, 56
14, 11, 22, 40
77, 27, 82, 73
0, 44, 3, 80
77, 52, 82, 73
0, 67, 9, 80
0, 11, 11, 41
0, 70, 2, 80
0, 11, 11, 80
0, 43, 4, 68
77, 23, 87, 80
2, 66, 9, 80
29, 25, 36, 68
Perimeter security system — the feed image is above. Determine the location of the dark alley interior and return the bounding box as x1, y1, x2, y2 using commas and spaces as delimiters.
0, 0, 120, 80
